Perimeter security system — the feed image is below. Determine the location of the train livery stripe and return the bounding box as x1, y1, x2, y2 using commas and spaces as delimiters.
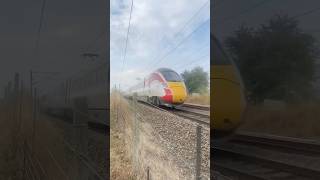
147, 72, 165, 86
161, 88, 173, 102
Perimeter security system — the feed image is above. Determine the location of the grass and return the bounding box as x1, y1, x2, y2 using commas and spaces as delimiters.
0, 92, 86, 180
110, 129, 136, 180
239, 102, 320, 139
110, 90, 136, 180
0, 97, 27, 179
110, 91, 192, 179
185, 94, 210, 105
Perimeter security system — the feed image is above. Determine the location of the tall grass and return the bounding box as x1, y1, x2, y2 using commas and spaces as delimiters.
0, 91, 85, 179
110, 91, 136, 180
110, 91, 185, 179
0, 97, 26, 179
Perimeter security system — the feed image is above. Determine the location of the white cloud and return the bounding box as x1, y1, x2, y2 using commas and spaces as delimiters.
111, 67, 148, 90
111, 0, 210, 90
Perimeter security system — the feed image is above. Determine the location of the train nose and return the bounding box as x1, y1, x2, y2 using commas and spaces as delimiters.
167, 82, 187, 104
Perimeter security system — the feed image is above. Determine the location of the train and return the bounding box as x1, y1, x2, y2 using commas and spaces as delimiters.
127, 68, 188, 107
212, 35, 247, 136
42, 35, 246, 137
127, 35, 247, 136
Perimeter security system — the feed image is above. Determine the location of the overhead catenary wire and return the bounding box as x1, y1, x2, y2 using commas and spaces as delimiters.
173, 0, 209, 38
33, 0, 47, 58
145, 0, 209, 66
175, 53, 210, 71
170, 42, 210, 68
291, 6, 320, 19
117, 1, 210, 90
31, 0, 107, 94
121, 0, 134, 72
144, 18, 210, 72
143, 0, 210, 71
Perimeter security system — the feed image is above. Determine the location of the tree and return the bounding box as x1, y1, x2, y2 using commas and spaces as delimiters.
181, 67, 209, 94
225, 15, 318, 103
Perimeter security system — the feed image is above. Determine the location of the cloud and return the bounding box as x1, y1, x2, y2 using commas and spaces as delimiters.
111, 67, 148, 90
110, 0, 210, 90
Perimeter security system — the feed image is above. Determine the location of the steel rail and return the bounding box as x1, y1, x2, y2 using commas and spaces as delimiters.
213, 132, 320, 180
232, 131, 320, 155
135, 99, 210, 126
182, 103, 210, 111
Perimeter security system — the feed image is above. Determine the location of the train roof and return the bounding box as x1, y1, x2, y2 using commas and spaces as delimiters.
156, 68, 176, 73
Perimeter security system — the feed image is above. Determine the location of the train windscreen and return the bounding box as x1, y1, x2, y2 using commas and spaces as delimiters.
161, 70, 182, 82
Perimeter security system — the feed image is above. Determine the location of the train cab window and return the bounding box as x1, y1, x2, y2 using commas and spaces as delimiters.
161, 70, 182, 82
212, 35, 231, 65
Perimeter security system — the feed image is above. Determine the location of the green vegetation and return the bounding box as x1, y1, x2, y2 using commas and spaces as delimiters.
225, 15, 318, 103
181, 66, 209, 94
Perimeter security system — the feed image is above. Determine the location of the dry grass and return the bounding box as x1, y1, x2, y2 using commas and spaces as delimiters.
134, 123, 184, 180
33, 113, 76, 179
110, 91, 192, 179
185, 94, 210, 105
0, 111, 20, 179
0, 97, 28, 179
110, 129, 136, 180
110, 91, 136, 180
239, 102, 320, 139
0, 92, 83, 180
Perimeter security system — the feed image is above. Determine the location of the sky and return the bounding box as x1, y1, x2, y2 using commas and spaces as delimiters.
2, 0, 320, 97
1, 0, 107, 97
212, 0, 320, 95
213, 0, 320, 49
110, 0, 210, 91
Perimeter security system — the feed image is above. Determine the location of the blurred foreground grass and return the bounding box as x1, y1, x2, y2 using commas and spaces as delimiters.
0, 103, 23, 179
239, 102, 320, 139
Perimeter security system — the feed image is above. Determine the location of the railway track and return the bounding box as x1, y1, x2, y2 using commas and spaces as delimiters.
136, 99, 210, 126
213, 132, 320, 180
181, 103, 210, 111
45, 107, 109, 134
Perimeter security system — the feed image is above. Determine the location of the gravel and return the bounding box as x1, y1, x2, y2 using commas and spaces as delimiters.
133, 102, 210, 179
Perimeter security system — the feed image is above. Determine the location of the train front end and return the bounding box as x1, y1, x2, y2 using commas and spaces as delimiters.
212, 35, 247, 136
157, 68, 187, 106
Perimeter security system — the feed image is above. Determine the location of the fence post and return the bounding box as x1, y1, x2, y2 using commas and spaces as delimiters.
116, 90, 119, 130
72, 97, 89, 180
23, 140, 26, 180
147, 167, 150, 180
195, 125, 202, 180
18, 80, 23, 133
133, 94, 138, 173
32, 88, 37, 154
13, 73, 19, 126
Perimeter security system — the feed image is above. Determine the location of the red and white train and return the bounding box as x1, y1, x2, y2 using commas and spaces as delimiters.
127, 68, 188, 107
